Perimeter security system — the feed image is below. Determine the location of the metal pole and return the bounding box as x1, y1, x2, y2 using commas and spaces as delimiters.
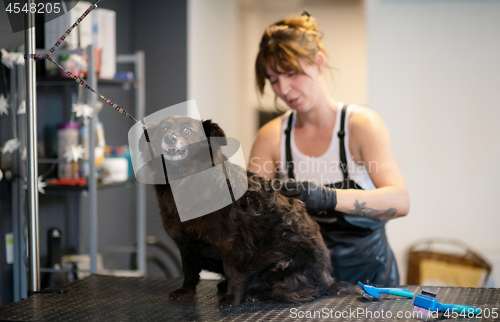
17, 54, 28, 300
87, 45, 98, 274
136, 51, 146, 276
12, 51, 25, 301
10, 52, 20, 300
24, 1, 40, 294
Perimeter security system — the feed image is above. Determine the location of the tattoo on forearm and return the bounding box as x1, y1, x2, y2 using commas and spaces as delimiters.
349, 200, 397, 222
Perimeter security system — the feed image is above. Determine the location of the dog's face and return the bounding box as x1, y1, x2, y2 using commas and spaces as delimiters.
154, 115, 206, 161
140, 115, 227, 163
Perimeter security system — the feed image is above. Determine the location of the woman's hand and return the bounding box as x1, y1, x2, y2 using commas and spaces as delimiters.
280, 180, 337, 213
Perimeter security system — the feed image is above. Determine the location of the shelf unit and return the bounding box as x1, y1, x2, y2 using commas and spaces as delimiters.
7, 46, 146, 300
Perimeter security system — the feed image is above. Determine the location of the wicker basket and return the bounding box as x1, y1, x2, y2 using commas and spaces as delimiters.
406, 238, 492, 287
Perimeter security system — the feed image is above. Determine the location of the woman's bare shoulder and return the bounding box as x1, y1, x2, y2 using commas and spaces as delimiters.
348, 105, 388, 163
348, 105, 385, 132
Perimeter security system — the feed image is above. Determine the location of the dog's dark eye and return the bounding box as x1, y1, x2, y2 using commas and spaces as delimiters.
162, 127, 168, 132
184, 127, 192, 135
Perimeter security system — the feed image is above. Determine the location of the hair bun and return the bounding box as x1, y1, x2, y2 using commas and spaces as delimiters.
276, 15, 323, 40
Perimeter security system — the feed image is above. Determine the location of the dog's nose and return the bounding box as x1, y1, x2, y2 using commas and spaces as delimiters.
166, 133, 178, 144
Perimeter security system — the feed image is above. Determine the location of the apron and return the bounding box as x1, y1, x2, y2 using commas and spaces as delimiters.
283, 105, 400, 286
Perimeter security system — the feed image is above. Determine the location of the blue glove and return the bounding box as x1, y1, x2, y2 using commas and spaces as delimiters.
280, 180, 337, 213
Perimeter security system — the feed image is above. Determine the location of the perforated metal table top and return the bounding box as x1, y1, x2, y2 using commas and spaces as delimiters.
0, 275, 498, 321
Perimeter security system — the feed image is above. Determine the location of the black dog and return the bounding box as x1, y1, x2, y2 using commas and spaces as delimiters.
139, 115, 338, 307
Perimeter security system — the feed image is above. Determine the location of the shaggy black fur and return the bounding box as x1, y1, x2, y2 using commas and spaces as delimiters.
140, 116, 337, 307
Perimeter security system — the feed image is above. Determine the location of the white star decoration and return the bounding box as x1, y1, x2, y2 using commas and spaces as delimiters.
72, 103, 94, 119
38, 176, 47, 194
1, 138, 20, 154
1, 49, 25, 69
17, 100, 25, 115
0, 94, 9, 116
63, 145, 84, 162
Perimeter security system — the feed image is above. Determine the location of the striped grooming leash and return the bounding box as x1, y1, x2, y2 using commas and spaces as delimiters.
24, 0, 146, 130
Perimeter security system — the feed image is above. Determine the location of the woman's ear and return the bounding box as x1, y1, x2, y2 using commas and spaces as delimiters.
315, 52, 326, 74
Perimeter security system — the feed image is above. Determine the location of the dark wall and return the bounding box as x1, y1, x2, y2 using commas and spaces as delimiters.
131, 0, 187, 110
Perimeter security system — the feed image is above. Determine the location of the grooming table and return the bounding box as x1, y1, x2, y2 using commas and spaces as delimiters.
0, 275, 498, 321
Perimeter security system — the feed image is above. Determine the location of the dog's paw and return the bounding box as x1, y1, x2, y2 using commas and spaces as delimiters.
244, 290, 268, 302
169, 288, 195, 301
330, 281, 354, 296
219, 294, 240, 307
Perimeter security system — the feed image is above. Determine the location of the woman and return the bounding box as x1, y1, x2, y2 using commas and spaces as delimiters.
248, 13, 410, 286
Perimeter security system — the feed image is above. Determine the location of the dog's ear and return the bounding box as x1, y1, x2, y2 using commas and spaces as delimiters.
202, 119, 227, 145
138, 123, 159, 157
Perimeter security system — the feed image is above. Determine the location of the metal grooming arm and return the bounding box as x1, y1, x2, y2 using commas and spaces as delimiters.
24, 1, 40, 295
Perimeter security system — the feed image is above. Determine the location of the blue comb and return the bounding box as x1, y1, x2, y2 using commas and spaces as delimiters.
358, 281, 414, 299
413, 293, 481, 320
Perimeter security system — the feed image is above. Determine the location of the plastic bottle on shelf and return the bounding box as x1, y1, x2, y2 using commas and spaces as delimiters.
57, 122, 80, 179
